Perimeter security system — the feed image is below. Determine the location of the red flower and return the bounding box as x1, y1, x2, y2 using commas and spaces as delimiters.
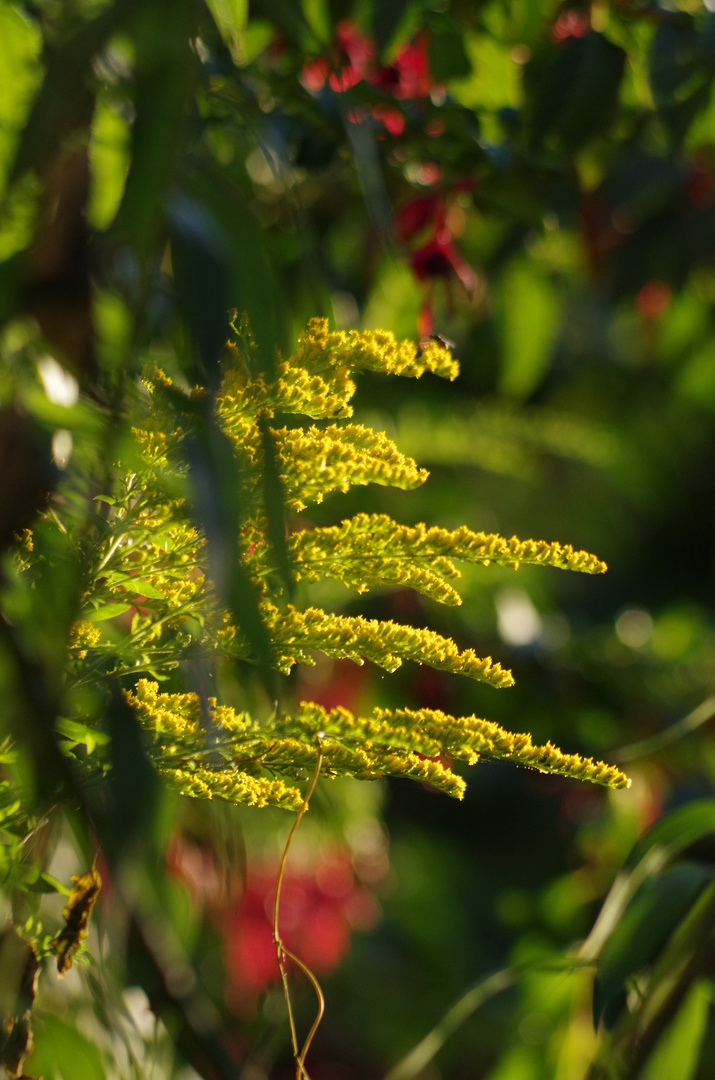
375, 34, 432, 99
551, 10, 591, 43
300, 23, 434, 136
395, 192, 441, 244
636, 280, 671, 319
329, 19, 375, 91
408, 227, 479, 297
219, 851, 380, 1015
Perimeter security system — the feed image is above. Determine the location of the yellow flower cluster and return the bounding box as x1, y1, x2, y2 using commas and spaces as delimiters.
218, 348, 355, 425
60, 315, 625, 809
274, 424, 428, 510
218, 603, 515, 688
289, 701, 630, 790
159, 765, 303, 810
124, 680, 629, 811
68, 620, 102, 659
290, 513, 606, 605
293, 318, 459, 382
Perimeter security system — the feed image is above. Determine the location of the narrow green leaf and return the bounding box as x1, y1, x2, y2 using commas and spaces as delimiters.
129, 579, 166, 600
112, 0, 196, 257
30, 870, 70, 895
186, 417, 276, 690
56, 718, 110, 754
499, 259, 558, 399
167, 194, 233, 390
250, 0, 319, 50
86, 603, 132, 621
177, 165, 282, 379
642, 981, 710, 1080
594, 863, 714, 1029
625, 799, 715, 871
205, 0, 248, 50
259, 417, 294, 597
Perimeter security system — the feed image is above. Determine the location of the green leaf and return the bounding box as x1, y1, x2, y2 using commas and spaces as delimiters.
498, 259, 558, 399
625, 799, 715, 871
86, 603, 132, 621
30, 870, 69, 895
372, 0, 411, 56
56, 718, 110, 755
259, 416, 294, 597
205, 0, 248, 51
594, 863, 714, 1029
642, 980, 710, 1080
177, 165, 282, 379
427, 13, 472, 82
250, 0, 318, 50
167, 195, 233, 390
184, 414, 276, 690
24, 1013, 106, 1080
527, 33, 625, 152
0, 2, 42, 194
129, 579, 166, 600
100, 686, 162, 861
649, 20, 712, 145
87, 95, 131, 231
650, 20, 702, 104
2, 860, 40, 890
112, 0, 196, 257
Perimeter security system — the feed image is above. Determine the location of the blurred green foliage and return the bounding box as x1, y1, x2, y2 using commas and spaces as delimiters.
4, 0, 715, 1077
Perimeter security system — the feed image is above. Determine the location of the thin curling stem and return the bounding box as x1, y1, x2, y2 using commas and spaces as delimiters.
272, 745, 325, 1080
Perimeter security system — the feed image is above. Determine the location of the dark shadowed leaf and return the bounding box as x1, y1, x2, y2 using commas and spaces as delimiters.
527, 33, 625, 152
259, 416, 294, 597
101, 686, 161, 862
372, 0, 412, 56
250, 0, 319, 50
427, 12, 472, 82
649, 20, 713, 146
178, 164, 282, 379
167, 195, 233, 390
112, 0, 196, 257
186, 416, 276, 688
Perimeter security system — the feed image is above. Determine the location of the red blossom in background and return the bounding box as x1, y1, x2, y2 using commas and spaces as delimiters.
221, 853, 380, 1016
686, 151, 715, 209
636, 280, 671, 319
374, 33, 432, 99
408, 228, 478, 296
168, 831, 383, 1018
301, 20, 434, 137
398, 187, 479, 335
551, 9, 591, 43
301, 20, 479, 332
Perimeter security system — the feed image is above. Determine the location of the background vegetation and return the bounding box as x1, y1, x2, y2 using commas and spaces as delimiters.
3, 0, 715, 1077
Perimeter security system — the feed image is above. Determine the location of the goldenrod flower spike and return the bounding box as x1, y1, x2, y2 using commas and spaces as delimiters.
217, 604, 515, 689
293, 318, 459, 382
124, 679, 628, 811
288, 513, 605, 605
62, 314, 619, 813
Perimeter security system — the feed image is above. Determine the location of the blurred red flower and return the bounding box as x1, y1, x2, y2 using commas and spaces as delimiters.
551, 10, 591, 43
301, 20, 434, 136
220, 852, 380, 1015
